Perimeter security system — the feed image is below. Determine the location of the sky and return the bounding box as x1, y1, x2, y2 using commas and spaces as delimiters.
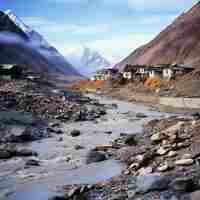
0, 0, 199, 64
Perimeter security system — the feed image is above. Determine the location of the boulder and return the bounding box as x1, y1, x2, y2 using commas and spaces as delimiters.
174, 159, 194, 166
124, 135, 138, 146
170, 177, 196, 192
15, 149, 38, 157
70, 130, 81, 137
151, 133, 165, 142
136, 173, 170, 194
86, 150, 107, 164
136, 113, 147, 118
25, 159, 40, 166
0, 150, 12, 159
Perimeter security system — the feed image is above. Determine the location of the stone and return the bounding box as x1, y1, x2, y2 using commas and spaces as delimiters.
157, 147, 169, 156
136, 113, 147, 118
174, 159, 194, 166
104, 131, 112, 135
124, 135, 138, 146
162, 121, 185, 137
151, 133, 165, 142
74, 145, 84, 150
170, 177, 196, 192
129, 163, 140, 170
70, 130, 81, 137
25, 159, 40, 166
157, 163, 169, 172
182, 153, 192, 159
15, 149, 38, 157
86, 150, 107, 164
0, 150, 12, 159
168, 151, 177, 158
138, 167, 153, 176
191, 112, 200, 120
136, 173, 170, 194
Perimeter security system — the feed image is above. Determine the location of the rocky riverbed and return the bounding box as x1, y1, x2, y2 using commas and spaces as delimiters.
0, 80, 171, 200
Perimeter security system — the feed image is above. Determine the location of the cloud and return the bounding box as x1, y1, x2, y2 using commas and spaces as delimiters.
56, 33, 154, 64
128, 0, 199, 11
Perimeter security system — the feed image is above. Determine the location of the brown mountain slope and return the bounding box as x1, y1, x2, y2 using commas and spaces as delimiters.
115, 2, 200, 71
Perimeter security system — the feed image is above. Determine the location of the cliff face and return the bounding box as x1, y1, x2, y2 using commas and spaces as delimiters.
116, 2, 200, 71
0, 10, 82, 78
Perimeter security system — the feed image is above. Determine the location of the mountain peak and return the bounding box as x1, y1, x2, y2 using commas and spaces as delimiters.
4, 9, 31, 34
115, 2, 200, 70
67, 46, 111, 76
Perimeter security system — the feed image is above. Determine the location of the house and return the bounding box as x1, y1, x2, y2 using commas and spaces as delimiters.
0, 64, 23, 80
90, 68, 118, 81
122, 64, 195, 81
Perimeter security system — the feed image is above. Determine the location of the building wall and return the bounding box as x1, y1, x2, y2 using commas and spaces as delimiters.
163, 68, 173, 80
123, 72, 132, 80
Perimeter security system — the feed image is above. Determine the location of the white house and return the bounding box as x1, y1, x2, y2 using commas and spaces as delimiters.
163, 68, 173, 80
123, 72, 132, 80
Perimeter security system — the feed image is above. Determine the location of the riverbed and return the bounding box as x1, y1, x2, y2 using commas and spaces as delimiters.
0, 94, 170, 200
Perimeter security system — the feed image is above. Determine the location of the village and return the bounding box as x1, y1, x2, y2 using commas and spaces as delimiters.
90, 64, 195, 82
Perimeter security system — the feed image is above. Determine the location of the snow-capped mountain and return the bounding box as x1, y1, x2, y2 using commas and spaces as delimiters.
5, 10, 32, 35
67, 46, 111, 76
0, 10, 82, 79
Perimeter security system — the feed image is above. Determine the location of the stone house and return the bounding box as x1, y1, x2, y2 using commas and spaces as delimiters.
123, 64, 195, 81
90, 68, 118, 81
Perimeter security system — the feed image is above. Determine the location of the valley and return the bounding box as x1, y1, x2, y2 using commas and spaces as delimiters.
1, 2, 200, 200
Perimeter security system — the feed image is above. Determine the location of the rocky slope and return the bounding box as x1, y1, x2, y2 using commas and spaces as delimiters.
0, 10, 82, 78
115, 2, 200, 71
67, 46, 111, 76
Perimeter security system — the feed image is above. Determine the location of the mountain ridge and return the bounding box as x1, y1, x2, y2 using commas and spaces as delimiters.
115, 2, 200, 71
67, 46, 111, 76
0, 10, 82, 78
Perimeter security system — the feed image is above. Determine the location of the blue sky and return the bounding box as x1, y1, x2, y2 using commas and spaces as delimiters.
0, 0, 198, 64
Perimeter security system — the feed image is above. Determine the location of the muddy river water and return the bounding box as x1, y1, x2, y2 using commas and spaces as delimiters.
0, 94, 170, 200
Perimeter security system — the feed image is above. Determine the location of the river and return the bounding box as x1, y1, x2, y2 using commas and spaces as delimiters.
0, 94, 170, 200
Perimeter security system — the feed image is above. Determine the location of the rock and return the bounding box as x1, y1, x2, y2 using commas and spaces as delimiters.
67, 186, 80, 198
124, 135, 138, 146
58, 137, 63, 142
70, 130, 81, 137
157, 163, 170, 172
182, 153, 192, 159
151, 133, 165, 142
5, 126, 49, 143
86, 150, 107, 164
136, 173, 170, 194
0, 150, 12, 159
170, 177, 196, 192
190, 190, 200, 200
94, 145, 113, 151
157, 147, 169, 156
49, 122, 60, 128
15, 149, 38, 157
168, 151, 177, 158
74, 145, 84, 150
138, 167, 153, 176
174, 159, 194, 166
25, 159, 40, 166
162, 121, 185, 137
191, 112, 200, 120
104, 131, 112, 135
49, 196, 67, 200
136, 113, 147, 118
